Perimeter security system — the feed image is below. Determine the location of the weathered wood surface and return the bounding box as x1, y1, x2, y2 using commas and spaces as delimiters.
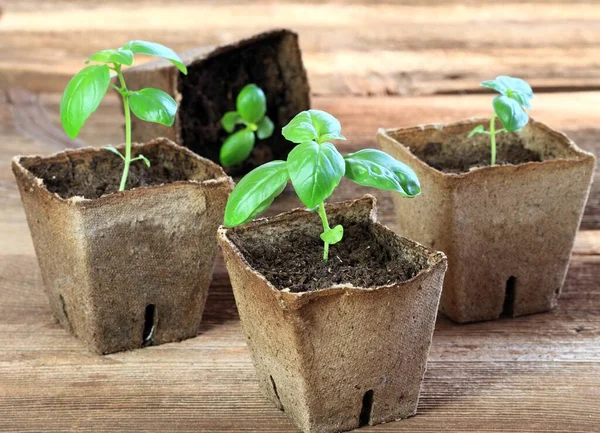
1, 1, 600, 96
0, 90, 599, 432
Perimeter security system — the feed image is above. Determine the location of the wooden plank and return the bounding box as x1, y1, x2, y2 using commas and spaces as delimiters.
1, 1, 600, 95
0, 252, 598, 432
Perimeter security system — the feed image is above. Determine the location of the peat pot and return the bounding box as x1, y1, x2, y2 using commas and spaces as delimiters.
124, 29, 311, 176
378, 118, 596, 323
218, 195, 447, 433
12, 138, 233, 354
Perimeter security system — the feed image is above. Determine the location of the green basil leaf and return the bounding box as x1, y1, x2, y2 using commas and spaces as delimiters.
121, 40, 187, 74
320, 224, 344, 245
87, 49, 133, 66
220, 128, 255, 167
468, 124, 486, 138
224, 161, 289, 227
60, 64, 111, 139
308, 110, 343, 143
129, 88, 177, 126
344, 149, 420, 197
282, 109, 345, 145
481, 75, 534, 108
236, 84, 267, 125
132, 154, 151, 167
506, 88, 533, 109
282, 111, 318, 143
256, 116, 274, 140
493, 95, 529, 132
221, 111, 242, 133
104, 145, 125, 160
287, 141, 345, 208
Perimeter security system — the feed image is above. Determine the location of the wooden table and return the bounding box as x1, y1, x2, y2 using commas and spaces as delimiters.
1, 1, 599, 432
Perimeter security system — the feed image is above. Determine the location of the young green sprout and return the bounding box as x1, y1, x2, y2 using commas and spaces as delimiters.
468, 75, 534, 166
224, 109, 420, 261
60, 41, 188, 191
220, 84, 274, 167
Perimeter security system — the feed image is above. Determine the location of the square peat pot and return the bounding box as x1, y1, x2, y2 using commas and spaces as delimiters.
12, 138, 233, 354
123, 29, 310, 176
377, 118, 596, 323
218, 195, 447, 433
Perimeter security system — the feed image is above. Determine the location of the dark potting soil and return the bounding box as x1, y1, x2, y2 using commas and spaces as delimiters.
22, 142, 221, 200
229, 222, 429, 293
177, 32, 308, 177
415, 136, 542, 174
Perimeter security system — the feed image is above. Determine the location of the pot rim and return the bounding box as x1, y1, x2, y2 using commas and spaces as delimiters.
12, 137, 233, 205
217, 195, 447, 306
378, 117, 596, 179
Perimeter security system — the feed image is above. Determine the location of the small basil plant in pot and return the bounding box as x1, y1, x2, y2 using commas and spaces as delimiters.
12, 41, 233, 355
377, 75, 596, 324
220, 84, 274, 167
217, 109, 447, 433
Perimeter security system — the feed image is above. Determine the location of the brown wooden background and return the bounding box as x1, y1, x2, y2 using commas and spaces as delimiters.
0, 1, 599, 432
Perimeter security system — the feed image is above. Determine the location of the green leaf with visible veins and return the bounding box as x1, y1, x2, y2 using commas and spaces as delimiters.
344, 149, 420, 197
121, 40, 187, 74
492, 95, 529, 132
236, 84, 266, 124
60, 64, 111, 139
129, 88, 177, 126
282, 110, 346, 144
87, 49, 133, 66
224, 161, 289, 227
220, 128, 255, 167
287, 141, 345, 208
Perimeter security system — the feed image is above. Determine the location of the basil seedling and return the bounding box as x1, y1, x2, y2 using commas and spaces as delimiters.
220, 84, 274, 167
224, 109, 420, 261
468, 75, 534, 166
60, 41, 188, 191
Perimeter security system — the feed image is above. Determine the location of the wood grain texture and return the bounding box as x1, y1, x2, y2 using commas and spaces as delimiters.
1, 1, 600, 95
0, 90, 599, 432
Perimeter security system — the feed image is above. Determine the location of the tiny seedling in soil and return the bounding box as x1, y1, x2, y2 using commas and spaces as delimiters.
468, 75, 534, 166
220, 84, 274, 167
60, 41, 188, 191
224, 109, 421, 261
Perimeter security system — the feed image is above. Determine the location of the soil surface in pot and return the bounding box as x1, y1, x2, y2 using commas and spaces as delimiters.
23, 143, 220, 200
178, 34, 301, 177
229, 222, 430, 293
414, 135, 542, 174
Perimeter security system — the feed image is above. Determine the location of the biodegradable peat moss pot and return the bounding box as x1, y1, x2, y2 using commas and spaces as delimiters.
124, 29, 311, 176
12, 138, 233, 354
378, 118, 595, 323
218, 196, 447, 433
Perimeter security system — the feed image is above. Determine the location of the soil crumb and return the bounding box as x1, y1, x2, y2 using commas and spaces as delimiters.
229, 221, 430, 293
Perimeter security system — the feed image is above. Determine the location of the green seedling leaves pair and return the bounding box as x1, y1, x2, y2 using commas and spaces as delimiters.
62, 41, 186, 141
469, 75, 535, 165
224, 109, 420, 261
60, 40, 187, 191
220, 84, 274, 167
481, 75, 534, 133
